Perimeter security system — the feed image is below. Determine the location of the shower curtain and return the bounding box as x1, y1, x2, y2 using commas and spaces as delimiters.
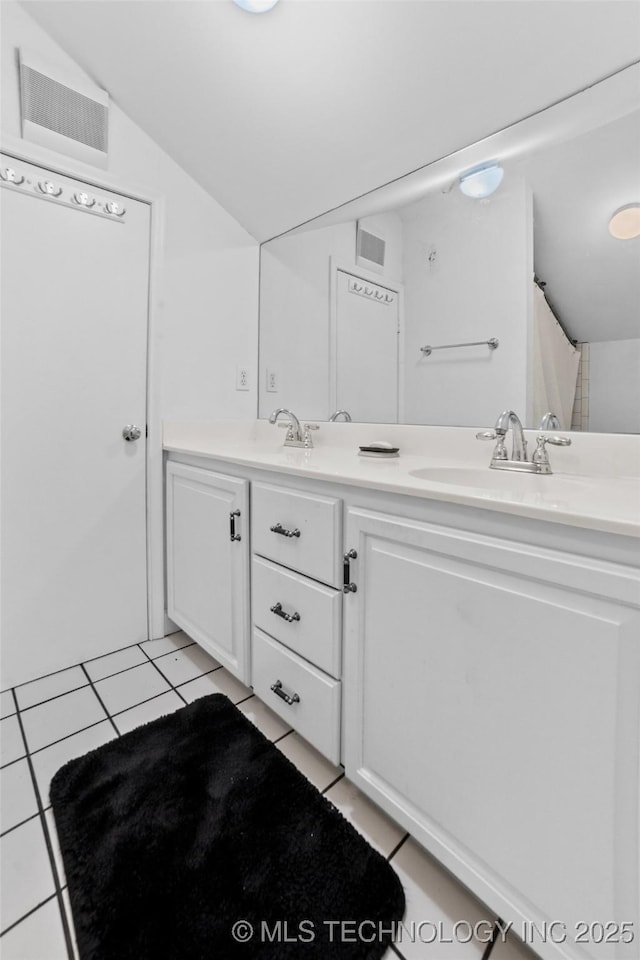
531, 283, 580, 430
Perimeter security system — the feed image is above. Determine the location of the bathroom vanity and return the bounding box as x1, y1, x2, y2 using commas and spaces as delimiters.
164, 420, 640, 960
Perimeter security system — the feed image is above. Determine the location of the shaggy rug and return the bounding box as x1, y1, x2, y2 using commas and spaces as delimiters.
50, 693, 405, 959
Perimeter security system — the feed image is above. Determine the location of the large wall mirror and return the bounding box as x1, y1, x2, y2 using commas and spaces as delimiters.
259, 64, 640, 433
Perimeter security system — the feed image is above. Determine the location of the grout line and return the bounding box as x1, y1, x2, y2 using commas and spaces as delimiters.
109, 687, 184, 719
11, 639, 145, 696
28, 719, 109, 759
149, 642, 201, 663
387, 832, 410, 862
0, 892, 58, 939
272, 729, 294, 745
79, 665, 120, 737
9, 690, 75, 959
321, 771, 345, 794
137, 644, 188, 705
234, 693, 255, 706
16, 682, 90, 715
0, 810, 41, 839
271, 728, 294, 744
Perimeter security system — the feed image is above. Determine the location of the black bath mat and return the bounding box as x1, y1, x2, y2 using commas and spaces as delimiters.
50, 694, 405, 960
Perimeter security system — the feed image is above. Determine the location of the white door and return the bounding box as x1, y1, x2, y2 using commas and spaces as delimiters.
165, 462, 250, 683
1, 157, 150, 686
334, 270, 400, 423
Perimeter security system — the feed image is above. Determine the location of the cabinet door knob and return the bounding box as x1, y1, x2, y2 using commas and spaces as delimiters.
270, 679, 300, 706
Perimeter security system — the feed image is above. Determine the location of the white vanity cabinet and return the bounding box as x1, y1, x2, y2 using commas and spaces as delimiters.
342, 506, 640, 960
165, 461, 250, 682
250, 481, 343, 763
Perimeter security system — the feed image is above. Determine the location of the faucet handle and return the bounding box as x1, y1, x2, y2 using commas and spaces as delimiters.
545, 435, 572, 446
302, 423, 319, 448
476, 430, 497, 440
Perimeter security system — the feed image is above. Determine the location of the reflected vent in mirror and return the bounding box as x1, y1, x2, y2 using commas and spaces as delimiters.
19, 50, 109, 168
356, 224, 385, 274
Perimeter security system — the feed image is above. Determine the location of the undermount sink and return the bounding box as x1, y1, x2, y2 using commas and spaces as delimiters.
408, 466, 588, 493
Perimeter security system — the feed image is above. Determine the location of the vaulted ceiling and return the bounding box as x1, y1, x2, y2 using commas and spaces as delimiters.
22, 0, 640, 241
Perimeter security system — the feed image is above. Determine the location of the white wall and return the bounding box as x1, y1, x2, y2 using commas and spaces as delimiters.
589, 339, 640, 434
258, 212, 403, 421
400, 175, 533, 426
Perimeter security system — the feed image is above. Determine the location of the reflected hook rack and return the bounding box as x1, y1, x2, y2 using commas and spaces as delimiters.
420, 337, 499, 357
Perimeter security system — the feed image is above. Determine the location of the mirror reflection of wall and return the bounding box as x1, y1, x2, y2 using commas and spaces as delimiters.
259, 69, 640, 433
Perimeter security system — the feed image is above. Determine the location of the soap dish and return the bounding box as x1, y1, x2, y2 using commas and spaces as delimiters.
358, 442, 400, 459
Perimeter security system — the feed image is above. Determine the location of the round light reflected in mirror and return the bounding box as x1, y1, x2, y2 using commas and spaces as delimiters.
609, 204, 640, 240
459, 162, 504, 199
232, 0, 279, 11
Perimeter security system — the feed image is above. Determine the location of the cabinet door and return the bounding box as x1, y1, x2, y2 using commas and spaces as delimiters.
343, 507, 640, 960
166, 462, 250, 682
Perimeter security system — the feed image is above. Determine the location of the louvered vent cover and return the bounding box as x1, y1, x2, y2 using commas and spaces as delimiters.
19, 51, 109, 167
356, 226, 386, 272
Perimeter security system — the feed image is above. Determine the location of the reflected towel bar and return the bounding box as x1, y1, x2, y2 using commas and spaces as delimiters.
420, 337, 499, 357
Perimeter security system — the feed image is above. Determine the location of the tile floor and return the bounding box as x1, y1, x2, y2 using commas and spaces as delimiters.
0, 632, 532, 960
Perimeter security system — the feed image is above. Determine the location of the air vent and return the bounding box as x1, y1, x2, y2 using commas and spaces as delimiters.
19, 50, 109, 168
356, 224, 385, 274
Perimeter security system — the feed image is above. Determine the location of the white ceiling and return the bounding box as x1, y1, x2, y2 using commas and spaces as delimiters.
22, 0, 640, 241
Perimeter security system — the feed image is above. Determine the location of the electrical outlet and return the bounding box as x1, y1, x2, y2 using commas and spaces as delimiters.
236, 366, 250, 391
266, 369, 278, 393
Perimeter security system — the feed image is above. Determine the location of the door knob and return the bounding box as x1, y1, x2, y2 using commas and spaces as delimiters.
122, 425, 142, 442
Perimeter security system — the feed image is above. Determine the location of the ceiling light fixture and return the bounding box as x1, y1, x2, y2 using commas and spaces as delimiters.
459, 161, 504, 199
608, 203, 640, 240
232, 0, 279, 12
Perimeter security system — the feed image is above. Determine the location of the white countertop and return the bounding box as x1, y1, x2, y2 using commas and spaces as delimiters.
163, 421, 640, 538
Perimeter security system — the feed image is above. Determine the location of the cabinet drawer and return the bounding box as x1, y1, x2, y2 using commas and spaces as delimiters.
252, 628, 341, 764
252, 482, 342, 587
252, 556, 342, 678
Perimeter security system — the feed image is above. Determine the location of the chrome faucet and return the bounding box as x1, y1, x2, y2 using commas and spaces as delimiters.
269, 408, 318, 448
539, 412, 561, 430
476, 409, 571, 475
329, 409, 352, 422
494, 409, 528, 462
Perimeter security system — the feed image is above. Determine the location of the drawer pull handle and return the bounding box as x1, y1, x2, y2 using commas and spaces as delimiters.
271, 679, 300, 706
270, 522, 301, 539
270, 602, 301, 623
229, 509, 241, 542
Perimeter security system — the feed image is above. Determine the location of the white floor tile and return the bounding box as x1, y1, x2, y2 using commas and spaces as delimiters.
44, 808, 65, 887
0, 760, 38, 834
490, 932, 538, 960
62, 887, 79, 960
84, 645, 147, 682
0, 897, 67, 960
113, 691, 185, 735
20, 687, 106, 754
389, 838, 495, 960
0, 817, 55, 932
276, 731, 342, 791
31, 721, 116, 808
237, 697, 292, 741
140, 632, 194, 659
15, 667, 87, 711
1, 715, 26, 766
324, 778, 406, 858
179, 668, 251, 705
1, 690, 16, 719
154, 644, 221, 686
94, 662, 171, 715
